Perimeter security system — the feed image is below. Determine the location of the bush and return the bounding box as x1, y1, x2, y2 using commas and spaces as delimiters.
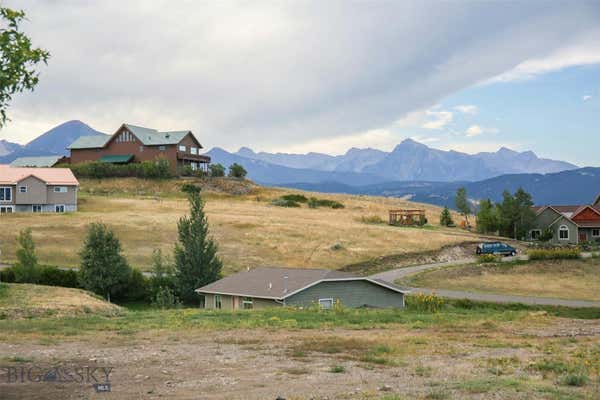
152, 286, 180, 309
39, 266, 79, 288
228, 163, 247, 178
360, 215, 385, 224
560, 373, 589, 387
406, 293, 445, 313
0, 267, 15, 283
69, 158, 172, 179
528, 248, 580, 260
440, 207, 454, 227
281, 194, 308, 203
180, 165, 205, 178
209, 163, 225, 177
180, 183, 201, 194
307, 197, 344, 209
122, 269, 150, 302
478, 254, 499, 263
271, 198, 301, 208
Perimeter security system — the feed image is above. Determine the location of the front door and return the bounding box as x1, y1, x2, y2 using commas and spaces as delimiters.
579, 231, 588, 242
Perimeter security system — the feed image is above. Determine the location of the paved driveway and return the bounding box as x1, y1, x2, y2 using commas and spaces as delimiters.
371, 257, 600, 308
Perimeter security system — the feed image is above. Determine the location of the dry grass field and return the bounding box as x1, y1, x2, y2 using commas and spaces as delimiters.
0, 300, 598, 399
0, 178, 479, 273
407, 258, 600, 301
0, 283, 122, 319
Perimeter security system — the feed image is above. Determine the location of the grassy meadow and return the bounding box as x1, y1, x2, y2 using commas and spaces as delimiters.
0, 177, 477, 273
405, 258, 600, 301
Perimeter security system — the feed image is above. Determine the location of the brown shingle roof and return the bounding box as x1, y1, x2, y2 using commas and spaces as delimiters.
196, 267, 407, 299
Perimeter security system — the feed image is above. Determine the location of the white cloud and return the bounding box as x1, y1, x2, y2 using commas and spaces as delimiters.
422, 111, 453, 130
0, 1, 599, 153
454, 105, 478, 114
487, 32, 600, 83
583, 95, 592, 102
465, 125, 499, 137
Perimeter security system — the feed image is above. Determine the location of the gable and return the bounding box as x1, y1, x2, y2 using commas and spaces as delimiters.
549, 215, 579, 229
535, 207, 563, 227
17, 175, 47, 186
178, 132, 203, 149
572, 206, 600, 222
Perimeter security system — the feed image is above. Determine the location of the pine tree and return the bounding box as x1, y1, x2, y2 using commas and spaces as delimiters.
476, 199, 498, 234
439, 207, 454, 227
78, 223, 131, 302
13, 228, 39, 283
174, 191, 223, 304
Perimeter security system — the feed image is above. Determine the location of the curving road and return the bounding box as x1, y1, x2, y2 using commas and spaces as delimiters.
371, 257, 600, 308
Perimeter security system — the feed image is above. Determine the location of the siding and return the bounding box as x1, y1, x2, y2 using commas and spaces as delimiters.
285, 280, 404, 309
550, 216, 579, 245
201, 293, 279, 310
15, 176, 47, 204
47, 185, 78, 205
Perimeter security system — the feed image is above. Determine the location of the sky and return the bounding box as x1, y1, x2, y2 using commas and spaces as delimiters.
1, 1, 599, 166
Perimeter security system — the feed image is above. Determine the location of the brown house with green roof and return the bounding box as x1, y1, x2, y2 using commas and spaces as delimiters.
68, 123, 210, 174
195, 267, 407, 310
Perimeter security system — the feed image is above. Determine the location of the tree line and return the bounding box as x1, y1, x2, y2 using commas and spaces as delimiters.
1, 190, 222, 307
439, 186, 536, 240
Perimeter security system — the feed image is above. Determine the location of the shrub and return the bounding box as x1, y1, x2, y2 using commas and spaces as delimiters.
360, 215, 385, 224
406, 293, 445, 313
307, 197, 344, 209
440, 207, 454, 227
228, 163, 247, 178
39, 266, 79, 288
281, 194, 308, 203
478, 254, 498, 263
560, 373, 589, 387
329, 365, 346, 373
209, 163, 225, 177
528, 248, 580, 260
0, 267, 15, 283
271, 198, 301, 208
152, 286, 181, 309
123, 269, 150, 302
180, 183, 201, 194
13, 228, 39, 284
69, 159, 172, 179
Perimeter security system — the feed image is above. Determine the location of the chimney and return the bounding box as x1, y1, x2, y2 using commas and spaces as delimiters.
283, 275, 288, 294
268, 282, 272, 290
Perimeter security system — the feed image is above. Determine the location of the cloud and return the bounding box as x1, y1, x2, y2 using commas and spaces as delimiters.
487, 32, 600, 83
422, 111, 453, 130
1, 1, 599, 152
583, 95, 593, 102
454, 105, 478, 114
465, 125, 499, 137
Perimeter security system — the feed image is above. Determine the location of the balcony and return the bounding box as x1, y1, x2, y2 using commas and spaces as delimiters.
176, 151, 211, 163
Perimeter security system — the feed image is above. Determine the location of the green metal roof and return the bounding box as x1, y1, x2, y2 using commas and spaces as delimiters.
10, 156, 62, 167
99, 154, 134, 163
68, 134, 111, 149
124, 124, 193, 146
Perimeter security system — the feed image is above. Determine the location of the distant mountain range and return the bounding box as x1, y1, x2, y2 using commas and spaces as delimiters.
0, 120, 104, 163
285, 167, 600, 208
234, 139, 577, 182
0, 120, 593, 208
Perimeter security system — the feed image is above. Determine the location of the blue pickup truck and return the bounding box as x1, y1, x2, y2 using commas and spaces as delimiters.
476, 242, 517, 257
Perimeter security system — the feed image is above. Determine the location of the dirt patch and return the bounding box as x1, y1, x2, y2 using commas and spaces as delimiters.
341, 241, 479, 275
519, 318, 600, 337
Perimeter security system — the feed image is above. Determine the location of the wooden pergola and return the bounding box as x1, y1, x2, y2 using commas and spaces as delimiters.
389, 209, 426, 226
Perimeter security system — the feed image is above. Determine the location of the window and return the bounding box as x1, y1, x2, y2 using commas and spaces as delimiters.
179, 145, 186, 152
191, 147, 198, 155
55, 205, 65, 213
32, 205, 42, 213
559, 225, 569, 240
19, 186, 27, 193
191, 162, 198, 171
0, 206, 14, 214
54, 187, 68, 193
0, 187, 12, 202
593, 229, 600, 238
530, 230, 541, 240
242, 297, 253, 309
158, 145, 166, 151
214, 295, 222, 309
318, 298, 334, 310
139, 146, 144, 152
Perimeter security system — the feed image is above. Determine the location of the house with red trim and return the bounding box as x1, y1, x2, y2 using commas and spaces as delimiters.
67, 123, 210, 174
529, 194, 600, 244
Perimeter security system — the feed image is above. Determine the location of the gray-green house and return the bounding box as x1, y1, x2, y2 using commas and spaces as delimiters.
195, 267, 407, 310
528, 201, 600, 245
